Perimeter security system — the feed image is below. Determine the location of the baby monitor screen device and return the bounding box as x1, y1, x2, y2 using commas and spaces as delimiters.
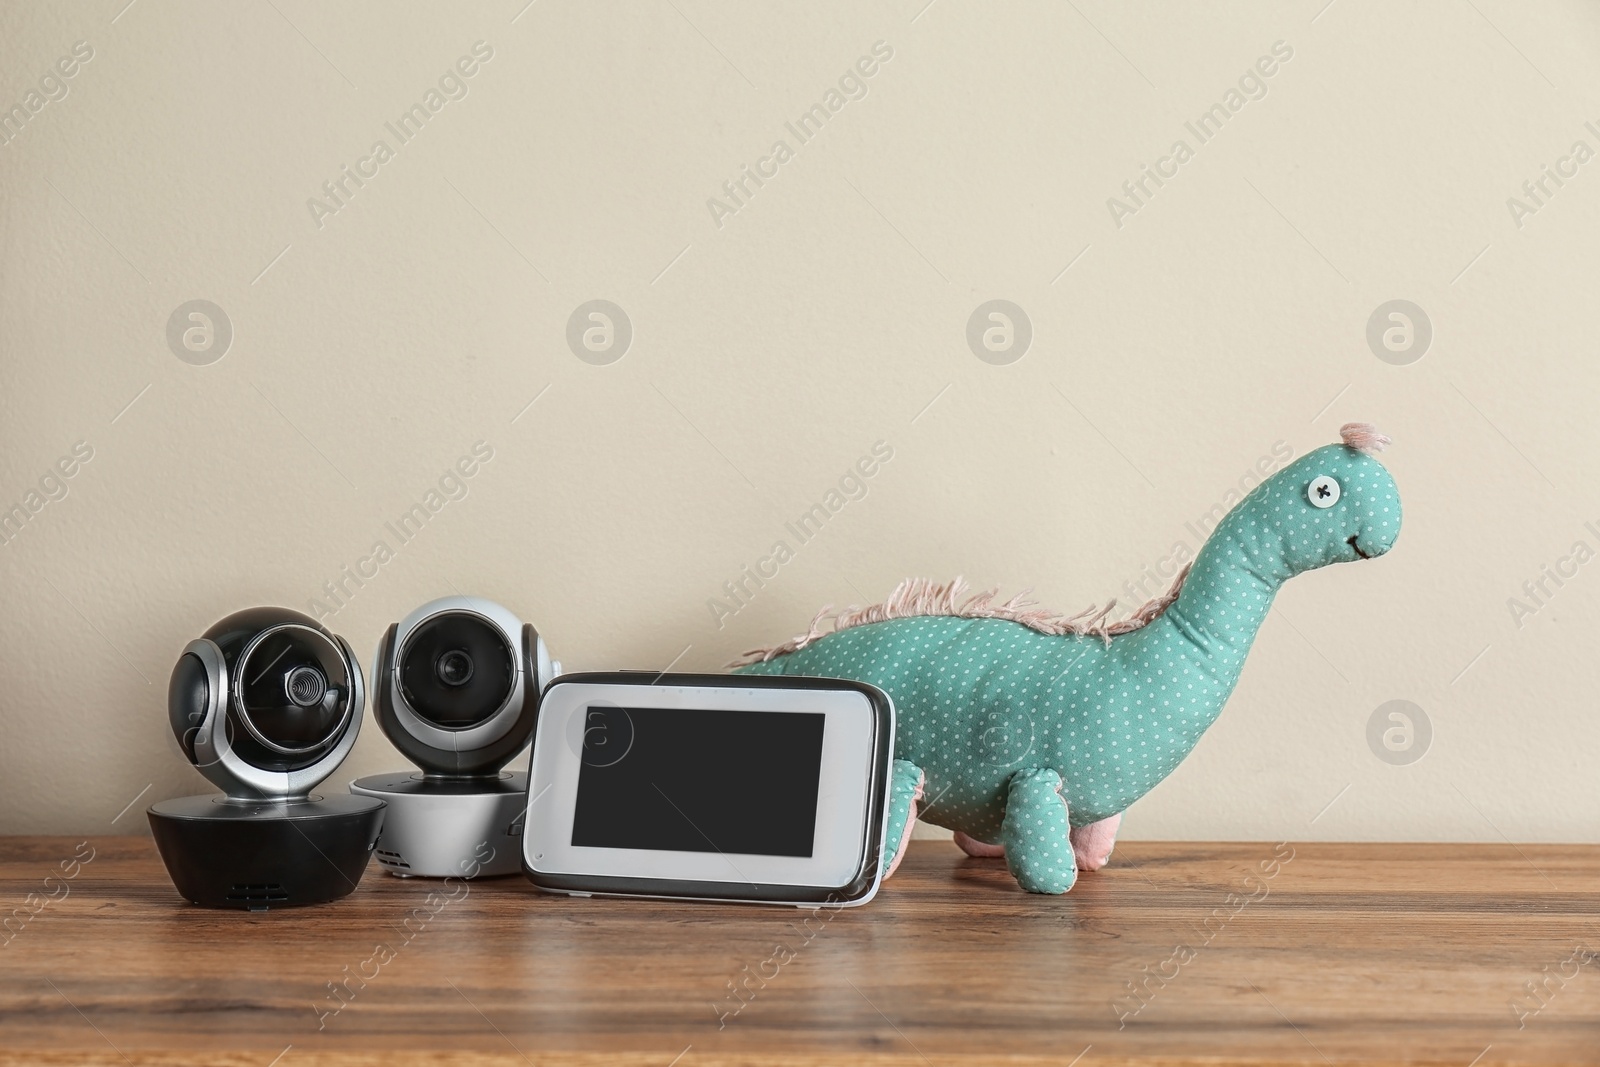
522, 673, 894, 906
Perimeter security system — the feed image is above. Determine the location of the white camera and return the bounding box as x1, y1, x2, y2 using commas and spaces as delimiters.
351, 596, 559, 878
148, 607, 385, 909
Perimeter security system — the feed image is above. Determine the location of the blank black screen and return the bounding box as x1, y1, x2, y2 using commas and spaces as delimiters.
570, 706, 826, 857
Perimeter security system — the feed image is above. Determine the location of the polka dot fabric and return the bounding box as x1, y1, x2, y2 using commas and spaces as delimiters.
738, 441, 1401, 893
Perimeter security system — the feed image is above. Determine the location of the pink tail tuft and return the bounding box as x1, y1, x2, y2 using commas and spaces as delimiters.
1339, 422, 1391, 454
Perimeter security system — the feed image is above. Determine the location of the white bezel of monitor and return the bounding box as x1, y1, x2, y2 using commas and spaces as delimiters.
522, 673, 894, 906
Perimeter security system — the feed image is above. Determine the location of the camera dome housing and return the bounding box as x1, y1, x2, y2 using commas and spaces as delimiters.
353, 596, 558, 878
167, 606, 367, 798
372, 596, 555, 777
150, 608, 384, 910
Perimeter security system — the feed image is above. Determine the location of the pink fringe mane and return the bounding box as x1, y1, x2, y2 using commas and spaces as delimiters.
731, 564, 1192, 666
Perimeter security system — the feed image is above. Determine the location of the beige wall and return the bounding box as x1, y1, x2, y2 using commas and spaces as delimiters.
3, 0, 1597, 843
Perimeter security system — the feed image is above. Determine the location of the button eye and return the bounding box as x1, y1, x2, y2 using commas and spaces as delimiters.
1308, 476, 1341, 508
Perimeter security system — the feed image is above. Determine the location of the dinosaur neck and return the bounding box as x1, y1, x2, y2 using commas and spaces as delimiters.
1162, 504, 1289, 668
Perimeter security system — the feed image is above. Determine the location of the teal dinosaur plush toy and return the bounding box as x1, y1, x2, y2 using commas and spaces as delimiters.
734, 424, 1401, 894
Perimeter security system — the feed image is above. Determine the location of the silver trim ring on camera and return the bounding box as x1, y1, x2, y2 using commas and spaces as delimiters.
183, 630, 365, 800
232, 624, 355, 758
384, 597, 528, 754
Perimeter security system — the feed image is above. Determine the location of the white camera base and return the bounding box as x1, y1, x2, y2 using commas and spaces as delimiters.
350, 772, 527, 878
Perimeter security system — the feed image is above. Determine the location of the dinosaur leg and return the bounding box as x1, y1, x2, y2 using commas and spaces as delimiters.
1070, 813, 1122, 872
953, 831, 1005, 858
999, 768, 1077, 894
881, 760, 925, 880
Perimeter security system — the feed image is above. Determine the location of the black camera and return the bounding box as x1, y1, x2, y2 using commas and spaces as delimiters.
148, 607, 384, 909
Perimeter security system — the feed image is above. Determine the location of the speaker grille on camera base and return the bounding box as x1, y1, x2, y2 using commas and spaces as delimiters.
375, 848, 411, 870
225, 883, 289, 907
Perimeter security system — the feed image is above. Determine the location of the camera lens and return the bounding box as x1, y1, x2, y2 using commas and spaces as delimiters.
398, 612, 514, 729
436, 649, 474, 687
233, 626, 351, 756
286, 665, 328, 707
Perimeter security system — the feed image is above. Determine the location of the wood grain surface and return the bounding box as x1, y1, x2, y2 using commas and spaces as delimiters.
0, 836, 1597, 1066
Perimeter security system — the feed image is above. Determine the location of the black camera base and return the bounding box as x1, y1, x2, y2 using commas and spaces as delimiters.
148, 793, 384, 910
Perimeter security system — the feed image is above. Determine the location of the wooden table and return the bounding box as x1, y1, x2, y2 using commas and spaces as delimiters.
1, 836, 1596, 1066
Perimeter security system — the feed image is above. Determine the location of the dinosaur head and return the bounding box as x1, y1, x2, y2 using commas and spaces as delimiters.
1244, 423, 1401, 577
